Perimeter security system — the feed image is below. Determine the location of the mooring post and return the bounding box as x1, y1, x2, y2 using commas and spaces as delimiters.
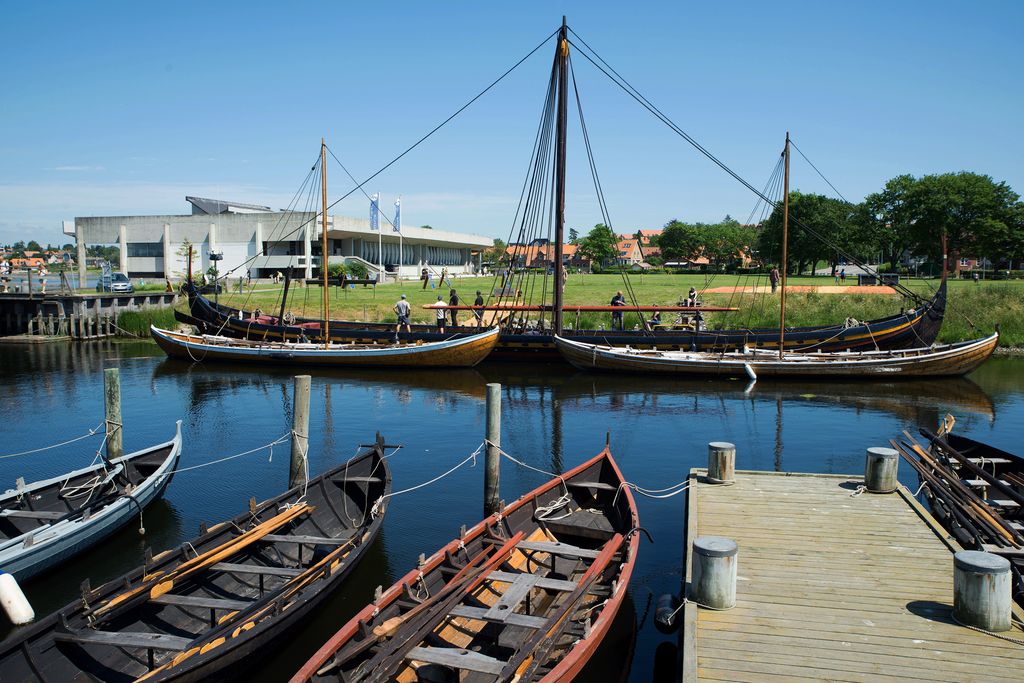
707, 442, 736, 484
103, 368, 123, 460
864, 446, 899, 493
484, 382, 501, 516
953, 550, 1012, 631
690, 536, 738, 610
290, 375, 311, 489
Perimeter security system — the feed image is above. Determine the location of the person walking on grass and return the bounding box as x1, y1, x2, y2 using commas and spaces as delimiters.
449, 288, 460, 327
433, 295, 447, 333
474, 290, 485, 328
769, 266, 780, 294
393, 294, 411, 339
610, 290, 626, 330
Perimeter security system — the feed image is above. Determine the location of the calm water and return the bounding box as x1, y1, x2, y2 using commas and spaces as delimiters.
1, 341, 1022, 681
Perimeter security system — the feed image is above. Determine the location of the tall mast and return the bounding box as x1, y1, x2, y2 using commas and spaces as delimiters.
778, 131, 790, 359
321, 138, 329, 349
552, 16, 568, 335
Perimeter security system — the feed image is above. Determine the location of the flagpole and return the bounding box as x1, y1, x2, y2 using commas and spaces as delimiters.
377, 193, 383, 283
396, 196, 403, 288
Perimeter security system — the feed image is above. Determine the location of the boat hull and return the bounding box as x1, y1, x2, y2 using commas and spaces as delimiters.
151, 325, 500, 367
0, 438, 391, 682
0, 423, 182, 582
554, 333, 998, 379
292, 447, 639, 682
181, 278, 947, 362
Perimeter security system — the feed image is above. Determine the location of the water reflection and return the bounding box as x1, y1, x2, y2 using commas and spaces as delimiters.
1, 342, 1020, 681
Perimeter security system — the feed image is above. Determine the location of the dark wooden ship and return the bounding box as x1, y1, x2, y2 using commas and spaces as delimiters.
893, 425, 1024, 605
291, 444, 639, 683
179, 278, 947, 363
0, 422, 182, 581
0, 435, 391, 682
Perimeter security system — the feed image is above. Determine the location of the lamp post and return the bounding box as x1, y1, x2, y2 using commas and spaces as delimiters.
209, 252, 223, 305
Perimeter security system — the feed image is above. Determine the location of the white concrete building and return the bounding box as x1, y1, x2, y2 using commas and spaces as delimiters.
65, 196, 492, 286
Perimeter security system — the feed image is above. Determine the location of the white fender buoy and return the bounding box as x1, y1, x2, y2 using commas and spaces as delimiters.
744, 363, 757, 382
0, 571, 34, 625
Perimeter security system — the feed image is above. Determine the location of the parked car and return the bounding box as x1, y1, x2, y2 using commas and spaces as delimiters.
97, 272, 134, 293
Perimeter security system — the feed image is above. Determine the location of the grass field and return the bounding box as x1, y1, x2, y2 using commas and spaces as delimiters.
199, 273, 1021, 346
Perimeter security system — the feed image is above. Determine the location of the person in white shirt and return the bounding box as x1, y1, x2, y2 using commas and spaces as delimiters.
393, 294, 411, 336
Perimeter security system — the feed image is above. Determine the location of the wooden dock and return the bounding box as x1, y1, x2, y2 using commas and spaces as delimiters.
680, 470, 1024, 682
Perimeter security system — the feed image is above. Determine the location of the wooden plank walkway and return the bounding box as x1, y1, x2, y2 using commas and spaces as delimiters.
680, 470, 1024, 682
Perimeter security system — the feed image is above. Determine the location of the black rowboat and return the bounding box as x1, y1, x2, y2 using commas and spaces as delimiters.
896, 426, 1024, 605
0, 434, 392, 682
292, 444, 639, 683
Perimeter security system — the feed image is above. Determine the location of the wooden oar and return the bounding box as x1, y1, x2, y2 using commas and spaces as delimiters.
504, 532, 625, 682
94, 503, 313, 618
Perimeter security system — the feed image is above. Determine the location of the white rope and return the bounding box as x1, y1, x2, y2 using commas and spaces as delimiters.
951, 611, 1024, 646
912, 481, 927, 497
164, 433, 290, 476
850, 484, 868, 497
370, 443, 484, 517
613, 479, 693, 507
0, 422, 105, 460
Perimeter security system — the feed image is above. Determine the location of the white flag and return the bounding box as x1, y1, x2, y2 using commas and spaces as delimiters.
370, 193, 379, 231
393, 197, 402, 233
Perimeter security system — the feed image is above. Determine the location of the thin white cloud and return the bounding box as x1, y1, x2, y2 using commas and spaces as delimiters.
52, 165, 105, 172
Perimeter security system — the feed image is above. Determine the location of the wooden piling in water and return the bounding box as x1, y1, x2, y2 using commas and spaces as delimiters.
290, 375, 311, 489
707, 442, 735, 484
103, 368, 123, 460
484, 382, 501, 515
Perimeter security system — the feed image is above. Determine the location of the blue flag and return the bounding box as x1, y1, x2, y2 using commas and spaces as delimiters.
393, 197, 402, 233
370, 193, 379, 230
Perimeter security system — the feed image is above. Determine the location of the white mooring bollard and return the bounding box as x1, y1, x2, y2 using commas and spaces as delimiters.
690, 536, 738, 610
707, 442, 736, 485
953, 550, 1012, 632
864, 446, 899, 493
0, 571, 34, 625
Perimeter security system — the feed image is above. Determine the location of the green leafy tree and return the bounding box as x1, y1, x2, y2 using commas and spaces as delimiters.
758, 193, 856, 275
567, 228, 580, 244
904, 172, 1020, 275
577, 223, 619, 267
658, 219, 700, 263
26, 240, 42, 252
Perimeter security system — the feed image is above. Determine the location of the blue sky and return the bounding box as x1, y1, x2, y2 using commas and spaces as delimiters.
1, 1, 1021, 246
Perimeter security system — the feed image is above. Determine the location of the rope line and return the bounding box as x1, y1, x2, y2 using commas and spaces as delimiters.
163, 433, 291, 476
0, 422, 106, 460
370, 443, 485, 517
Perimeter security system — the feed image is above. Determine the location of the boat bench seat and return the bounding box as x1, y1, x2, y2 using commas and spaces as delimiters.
566, 481, 616, 491
542, 509, 616, 542
449, 605, 547, 629
967, 457, 1013, 466
261, 533, 352, 545
54, 629, 192, 652
986, 499, 1020, 508
965, 479, 1009, 488
332, 476, 382, 485
0, 509, 66, 519
211, 562, 302, 577
516, 540, 600, 559
152, 593, 253, 611
406, 646, 506, 675
488, 570, 576, 592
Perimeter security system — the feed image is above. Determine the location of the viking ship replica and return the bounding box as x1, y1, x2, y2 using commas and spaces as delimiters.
0, 435, 391, 682
151, 324, 500, 368
153, 141, 500, 368
555, 133, 996, 380
291, 441, 639, 682
0, 422, 181, 581
175, 20, 948, 363
893, 422, 1024, 606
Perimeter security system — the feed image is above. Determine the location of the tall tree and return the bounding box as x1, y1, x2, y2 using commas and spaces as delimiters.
905, 172, 1020, 275
758, 192, 855, 275
577, 223, 619, 267
567, 227, 580, 244
658, 219, 700, 262
860, 174, 917, 270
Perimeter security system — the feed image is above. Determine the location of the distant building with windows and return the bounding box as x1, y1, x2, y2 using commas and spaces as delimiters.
64, 196, 491, 285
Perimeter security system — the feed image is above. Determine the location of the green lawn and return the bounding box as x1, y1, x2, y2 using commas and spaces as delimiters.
201, 273, 1021, 346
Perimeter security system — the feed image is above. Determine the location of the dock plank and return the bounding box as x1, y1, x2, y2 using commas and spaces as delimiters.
680, 469, 1024, 682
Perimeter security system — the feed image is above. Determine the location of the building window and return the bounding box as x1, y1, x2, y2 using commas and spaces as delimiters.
127, 242, 163, 257
960, 258, 970, 267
